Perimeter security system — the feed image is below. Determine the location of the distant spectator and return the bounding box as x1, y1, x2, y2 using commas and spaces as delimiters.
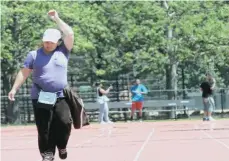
130, 79, 148, 122
200, 72, 216, 121
95, 82, 113, 124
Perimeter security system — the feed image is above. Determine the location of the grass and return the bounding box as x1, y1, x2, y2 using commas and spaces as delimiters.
1, 117, 229, 128
1, 123, 36, 128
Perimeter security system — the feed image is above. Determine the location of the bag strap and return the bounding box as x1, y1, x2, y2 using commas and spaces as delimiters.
34, 83, 42, 90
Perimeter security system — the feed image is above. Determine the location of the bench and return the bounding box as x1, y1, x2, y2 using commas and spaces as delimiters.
83, 99, 196, 120
84, 99, 196, 110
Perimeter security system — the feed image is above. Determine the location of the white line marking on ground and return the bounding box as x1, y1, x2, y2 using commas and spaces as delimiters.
209, 122, 216, 131
1, 129, 35, 137
196, 122, 229, 150
2, 139, 37, 149
1, 131, 37, 149
133, 128, 155, 161
107, 125, 116, 138
35, 127, 110, 161
74, 133, 104, 147
202, 130, 229, 150
74, 127, 107, 147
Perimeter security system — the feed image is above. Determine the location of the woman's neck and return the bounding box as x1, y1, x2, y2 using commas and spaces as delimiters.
42, 48, 54, 54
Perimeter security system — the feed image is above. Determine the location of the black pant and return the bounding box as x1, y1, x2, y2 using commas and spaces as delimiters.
32, 98, 72, 156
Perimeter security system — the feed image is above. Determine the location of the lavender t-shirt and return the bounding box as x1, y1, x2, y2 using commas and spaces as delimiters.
23, 43, 69, 99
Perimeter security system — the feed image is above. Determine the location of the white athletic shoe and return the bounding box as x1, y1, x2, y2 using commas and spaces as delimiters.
100, 121, 107, 124
208, 117, 215, 121
107, 121, 114, 124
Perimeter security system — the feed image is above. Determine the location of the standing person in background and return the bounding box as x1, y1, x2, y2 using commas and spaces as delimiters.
130, 79, 148, 122
96, 82, 113, 124
8, 10, 74, 161
200, 72, 216, 121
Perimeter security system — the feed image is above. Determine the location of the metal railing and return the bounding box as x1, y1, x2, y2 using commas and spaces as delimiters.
1, 88, 229, 124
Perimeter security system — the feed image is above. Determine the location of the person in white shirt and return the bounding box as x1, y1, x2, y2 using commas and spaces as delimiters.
95, 82, 113, 124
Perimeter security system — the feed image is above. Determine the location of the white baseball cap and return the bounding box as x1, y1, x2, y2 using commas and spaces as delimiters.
42, 28, 61, 43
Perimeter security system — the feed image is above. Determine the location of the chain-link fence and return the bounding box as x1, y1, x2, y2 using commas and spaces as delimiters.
1, 87, 228, 124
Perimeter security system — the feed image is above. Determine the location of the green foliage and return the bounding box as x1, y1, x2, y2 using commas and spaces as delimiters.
1, 1, 229, 91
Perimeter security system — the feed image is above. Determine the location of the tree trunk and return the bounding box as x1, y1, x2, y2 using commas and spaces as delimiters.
163, 0, 178, 119
165, 63, 178, 119
166, 63, 178, 100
